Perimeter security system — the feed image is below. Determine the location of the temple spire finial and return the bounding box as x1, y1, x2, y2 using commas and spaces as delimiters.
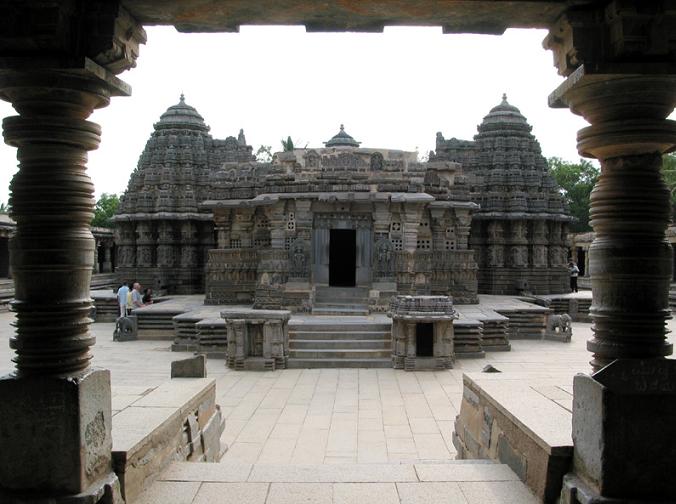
180, 92, 185, 102
502, 93, 508, 103
340, 124, 345, 131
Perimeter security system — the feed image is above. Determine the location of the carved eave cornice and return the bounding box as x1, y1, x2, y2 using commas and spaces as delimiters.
201, 191, 437, 210
112, 212, 214, 221
473, 212, 575, 222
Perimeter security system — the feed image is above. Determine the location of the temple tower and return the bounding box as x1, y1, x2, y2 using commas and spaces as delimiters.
435, 95, 572, 295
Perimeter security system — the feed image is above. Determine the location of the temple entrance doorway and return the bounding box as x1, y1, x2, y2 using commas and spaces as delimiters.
329, 229, 356, 287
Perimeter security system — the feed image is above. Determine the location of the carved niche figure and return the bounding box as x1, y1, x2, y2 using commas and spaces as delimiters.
375, 237, 394, 276
289, 238, 307, 277
370, 152, 384, 171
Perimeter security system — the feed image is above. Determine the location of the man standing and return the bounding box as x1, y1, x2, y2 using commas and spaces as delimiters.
116, 282, 129, 317
568, 261, 579, 293
131, 282, 146, 309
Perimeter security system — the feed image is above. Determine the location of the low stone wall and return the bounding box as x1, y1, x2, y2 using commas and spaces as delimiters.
453, 374, 572, 503
111, 378, 225, 503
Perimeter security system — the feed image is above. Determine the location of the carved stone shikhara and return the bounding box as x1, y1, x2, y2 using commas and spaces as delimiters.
115, 96, 572, 311
388, 295, 458, 370
221, 308, 290, 371
434, 96, 572, 295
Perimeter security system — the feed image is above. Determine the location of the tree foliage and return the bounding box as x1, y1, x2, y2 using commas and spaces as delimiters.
255, 145, 272, 163
92, 193, 120, 228
281, 136, 295, 152
547, 157, 600, 233
0, 202, 9, 214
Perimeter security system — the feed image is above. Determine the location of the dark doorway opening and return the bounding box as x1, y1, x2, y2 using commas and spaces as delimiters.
329, 229, 356, 287
0, 237, 8, 278
416, 323, 434, 357
576, 248, 586, 276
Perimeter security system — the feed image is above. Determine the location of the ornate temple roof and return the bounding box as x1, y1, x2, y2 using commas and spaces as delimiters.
477, 93, 532, 134
324, 124, 361, 148
154, 94, 210, 132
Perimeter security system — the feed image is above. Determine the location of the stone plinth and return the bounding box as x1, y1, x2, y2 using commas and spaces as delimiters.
0, 369, 120, 503
561, 359, 676, 503
388, 295, 457, 370
221, 308, 291, 371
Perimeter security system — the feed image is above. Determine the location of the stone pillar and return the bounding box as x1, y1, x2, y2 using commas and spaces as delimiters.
93, 239, 100, 274
551, 74, 676, 371
545, 4, 676, 500
0, 66, 129, 502
102, 243, 113, 273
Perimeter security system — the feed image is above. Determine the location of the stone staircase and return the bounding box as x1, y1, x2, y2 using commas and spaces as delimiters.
312, 286, 370, 315
288, 319, 392, 368
142, 460, 538, 503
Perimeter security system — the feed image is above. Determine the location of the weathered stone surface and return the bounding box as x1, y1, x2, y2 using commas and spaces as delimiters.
567, 359, 676, 501
171, 354, 207, 378
0, 370, 116, 501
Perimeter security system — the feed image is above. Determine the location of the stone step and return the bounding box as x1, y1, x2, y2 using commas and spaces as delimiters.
289, 339, 391, 350
311, 306, 370, 315
287, 357, 392, 368
289, 348, 391, 359
289, 330, 390, 340
289, 323, 391, 333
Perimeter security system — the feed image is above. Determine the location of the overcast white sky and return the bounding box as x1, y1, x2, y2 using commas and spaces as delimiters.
0, 26, 605, 203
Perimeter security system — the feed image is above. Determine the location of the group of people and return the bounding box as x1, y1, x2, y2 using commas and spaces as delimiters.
116, 281, 153, 317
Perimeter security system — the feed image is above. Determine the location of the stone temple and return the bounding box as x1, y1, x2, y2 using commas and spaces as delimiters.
114, 94, 571, 310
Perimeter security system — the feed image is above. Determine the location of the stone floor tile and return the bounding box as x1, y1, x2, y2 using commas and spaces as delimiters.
161, 462, 252, 482
192, 482, 269, 504
396, 482, 468, 504
385, 424, 413, 439
333, 483, 399, 504
458, 481, 539, 503
134, 480, 201, 504
258, 438, 297, 464
220, 442, 264, 464
409, 418, 439, 434
303, 414, 332, 429
266, 483, 332, 504
278, 404, 308, 424
269, 422, 303, 440
415, 463, 518, 482
358, 417, 383, 431
386, 437, 417, 454
413, 433, 453, 460
249, 463, 417, 483
382, 406, 409, 426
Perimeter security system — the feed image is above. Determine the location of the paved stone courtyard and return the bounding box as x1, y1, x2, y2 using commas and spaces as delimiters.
2, 310, 675, 503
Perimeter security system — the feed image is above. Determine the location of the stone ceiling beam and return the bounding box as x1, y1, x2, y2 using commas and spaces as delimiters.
118, 0, 598, 34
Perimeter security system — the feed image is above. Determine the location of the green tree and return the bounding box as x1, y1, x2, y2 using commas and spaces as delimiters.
281, 136, 295, 152
548, 157, 600, 233
0, 202, 9, 214
662, 153, 676, 219
91, 193, 120, 228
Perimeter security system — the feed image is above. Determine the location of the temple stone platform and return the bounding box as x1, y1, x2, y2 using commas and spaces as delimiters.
116, 294, 564, 368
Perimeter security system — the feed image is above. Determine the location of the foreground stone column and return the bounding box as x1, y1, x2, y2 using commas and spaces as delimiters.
551, 73, 676, 371
549, 67, 676, 504
0, 66, 129, 503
